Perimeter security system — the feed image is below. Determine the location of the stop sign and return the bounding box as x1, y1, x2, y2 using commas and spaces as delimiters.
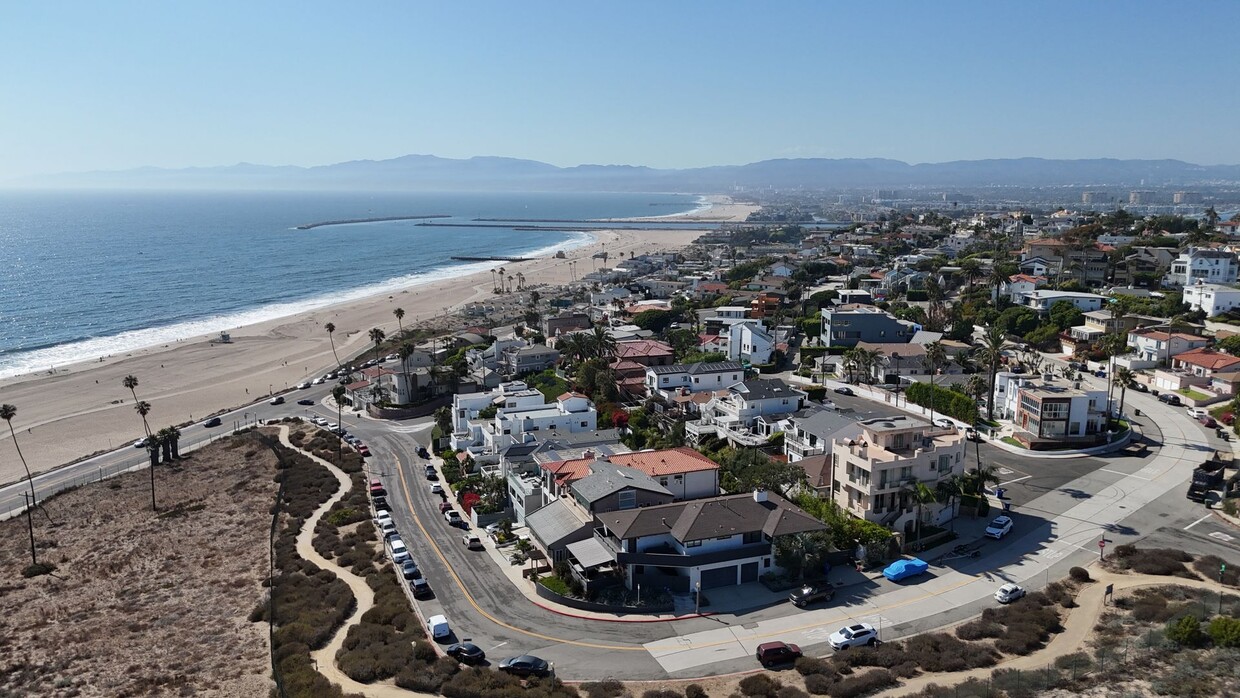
1099, 540, 1106, 548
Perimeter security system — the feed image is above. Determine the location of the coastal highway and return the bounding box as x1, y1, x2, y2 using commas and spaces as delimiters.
0, 386, 327, 520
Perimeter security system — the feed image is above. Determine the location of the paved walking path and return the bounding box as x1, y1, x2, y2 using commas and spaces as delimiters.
279, 426, 436, 698
876, 566, 1237, 697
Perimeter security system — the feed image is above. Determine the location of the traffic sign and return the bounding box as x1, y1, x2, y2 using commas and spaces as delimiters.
1098, 540, 1106, 548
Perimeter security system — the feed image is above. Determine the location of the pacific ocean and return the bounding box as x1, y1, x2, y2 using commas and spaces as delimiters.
0, 189, 700, 378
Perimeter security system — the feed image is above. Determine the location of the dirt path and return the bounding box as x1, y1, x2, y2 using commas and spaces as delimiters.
279, 426, 435, 698
878, 568, 1233, 697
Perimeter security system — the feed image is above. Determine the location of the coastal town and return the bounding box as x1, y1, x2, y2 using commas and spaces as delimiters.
6, 190, 1240, 698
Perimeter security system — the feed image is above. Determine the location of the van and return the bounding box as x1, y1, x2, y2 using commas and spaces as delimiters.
388, 536, 410, 564
427, 614, 451, 640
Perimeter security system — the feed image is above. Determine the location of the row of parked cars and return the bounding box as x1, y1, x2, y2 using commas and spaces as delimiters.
370, 472, 552, 677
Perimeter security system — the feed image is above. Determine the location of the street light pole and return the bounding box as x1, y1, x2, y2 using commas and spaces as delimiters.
695, 581, 702, 615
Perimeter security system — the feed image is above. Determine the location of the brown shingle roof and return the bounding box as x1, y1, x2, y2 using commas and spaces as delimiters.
602, 491, 826, 542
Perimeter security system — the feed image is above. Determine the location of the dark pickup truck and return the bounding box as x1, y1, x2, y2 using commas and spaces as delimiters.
1187, 452, 1231, 502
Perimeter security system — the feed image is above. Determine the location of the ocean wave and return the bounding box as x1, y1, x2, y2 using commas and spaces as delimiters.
0, 229, 595, 380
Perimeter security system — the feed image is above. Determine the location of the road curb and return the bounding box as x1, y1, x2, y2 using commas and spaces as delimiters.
529, 598, 715, 622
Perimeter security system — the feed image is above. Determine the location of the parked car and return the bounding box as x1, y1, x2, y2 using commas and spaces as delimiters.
933, 418, 955, 429
371, 496, 390, 512
133, 437, 148, 449
788, 584, 834, 608
882, 558, 929, 582
297, 398, 315, 406
498, 655, 551, 678
439, 501, 454, 514
1094, 370, 1106, 378
430, 483, 444, 495
1188, 407, 1208, 420
828, 623, 878, 650
985, 516, 1014, 539
1159, 393, 1182, 406
444, 510, 463, 525
447, 642, 486, 664
357, 445, 371, 457
1132, 383, 1149, 393
964, 427, 979, 442
425, 466, 438, 481
297, 381, 311, 390
462, 533, 483, 550
401, 559, 421, 580
380, 520, 398, 538
1200, 415, 1219, 428
409, 577, 432, 599
369, 480, 386, 497
994, 583, 1026, 604
270, 396, 285, 405
373, 510, 392, 527
203, 417, 222, 428
833, 386, 855, 396
755, 641, 802, 666
313, 377, 325, 385
427, 614, 451, 641
417, 446, 430, 459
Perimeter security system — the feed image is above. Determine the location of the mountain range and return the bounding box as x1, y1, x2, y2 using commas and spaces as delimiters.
15, 155, 1240, 191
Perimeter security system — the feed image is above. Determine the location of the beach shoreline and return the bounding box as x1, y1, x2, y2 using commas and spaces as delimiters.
0, 197, 756, 483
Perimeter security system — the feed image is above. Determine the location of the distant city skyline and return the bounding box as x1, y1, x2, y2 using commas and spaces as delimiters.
2, 1, 1238, 181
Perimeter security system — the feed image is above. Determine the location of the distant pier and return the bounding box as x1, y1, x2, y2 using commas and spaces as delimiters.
450, 255, 535, 262
295, 214, 450, 230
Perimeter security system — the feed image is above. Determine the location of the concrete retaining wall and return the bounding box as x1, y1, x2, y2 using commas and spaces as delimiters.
533, 581, 674, 614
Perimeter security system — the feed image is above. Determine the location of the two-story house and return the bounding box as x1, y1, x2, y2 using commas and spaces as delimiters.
646, 361, 746, 401
500, 343, 561, 376
828, 416, 966, 536
1121, 329, 1209, 370
1164, 247, 1240, 287
821, 305, 915, 347
1064, 310, 1142, 354
542, 311, 592, 339
1025, 290, 1106, 315
687, 379, 807, 447
1182, 281, 1240, 317
591, 489, 827, 591
1000, 274, 1048, 304
1010, 383, 1108, 449
450, 382, 597, 455
783, 406, 859, 463
700, 320, 775, 365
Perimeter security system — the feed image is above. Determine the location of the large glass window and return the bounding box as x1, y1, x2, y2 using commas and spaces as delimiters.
618, 490, 636, 510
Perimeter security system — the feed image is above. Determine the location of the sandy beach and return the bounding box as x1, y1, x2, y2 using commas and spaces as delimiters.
0, 197, 755, 483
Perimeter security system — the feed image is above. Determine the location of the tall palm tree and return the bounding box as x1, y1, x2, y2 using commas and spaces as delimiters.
516, 272, 525, 291
1114, 367, 1135, 418
166, 424, 182, 460
507, 274, 515, 294
369, 327, 387, 366
978, 326, 1010, 421
157, 427, 174, 463
935, 475, 966, 533
398, 342, 416, 404
2, 404, 38, 565
959, 258, 983, 291
325, 322, 341, 374
393, 307, 405, 340
133, 398, 157, 511
122, 375, 148, 436
490, 268, 498, 293
497, 266, 506, 293
332, 385, 347, 464
842, 347, 861, 384
590, 324, 617, 360
923, 341, 949, 423
903, 481, 940, 547
966, 374, 988, 404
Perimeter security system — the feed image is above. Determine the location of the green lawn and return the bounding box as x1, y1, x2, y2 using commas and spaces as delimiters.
1001, 436, 1026, 449
1178, 388, 1211, 401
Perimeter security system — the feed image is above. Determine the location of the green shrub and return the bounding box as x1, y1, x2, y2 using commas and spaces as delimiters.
685, 684, 709, 698
1207, 616, 1240, 647
826, 669, 896, 698
582, 680, 625, 698
795, 656, 833, 676
538, 575, 573, 597
1165, 615, 1205, 647
904, 382, 977, 425
803, 385, 827, 402
803, 674, 834, 695
643, 691, 683, 698
1069, 566, 1091, 582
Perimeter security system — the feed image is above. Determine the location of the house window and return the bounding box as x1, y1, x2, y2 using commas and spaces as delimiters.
580, 421, 588, 427
716, 535, 731, 541
686, 539, 702, 548
618, 491, 636, 510
764, 558, 771, 568
743, 531, 762, 544
659, 477, 669, 486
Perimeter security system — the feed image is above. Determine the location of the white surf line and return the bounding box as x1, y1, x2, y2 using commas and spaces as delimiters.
1099, 468, 1152, 481
1184, 514, 1212, 531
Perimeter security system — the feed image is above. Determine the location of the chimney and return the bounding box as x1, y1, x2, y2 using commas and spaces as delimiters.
583, 449, 595, 460
753, 488, 768, 503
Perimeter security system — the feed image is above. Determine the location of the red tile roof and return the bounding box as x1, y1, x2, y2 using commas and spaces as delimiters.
345, 380, 370, 391
1173, 347, 1240, 371
542, 446, 720, 485
614, 339, 674, 359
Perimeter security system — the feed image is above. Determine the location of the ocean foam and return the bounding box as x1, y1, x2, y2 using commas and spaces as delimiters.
0, 230, 595, 380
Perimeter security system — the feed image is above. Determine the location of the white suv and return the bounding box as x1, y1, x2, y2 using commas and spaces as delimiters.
828, 623, 878, 650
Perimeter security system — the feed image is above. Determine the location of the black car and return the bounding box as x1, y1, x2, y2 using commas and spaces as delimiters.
417, 447, 430, 459
833, 386, 855, 396
410, 577, 432, 599
498, 655, 551, 678
372, 496, 391, 512
446, 642, 486, 664
297, 398, 315, 406
1158, 393, 1182, 406
270, 396, 285, 405
203, 417, 222, 428
788, 584, 835, 608
1132, 383, 1149, 393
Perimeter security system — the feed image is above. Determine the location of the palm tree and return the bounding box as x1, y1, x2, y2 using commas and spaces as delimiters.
1114, 367, 1135, 418
166, 424, 182, 460
490, 268, 498, 293
590, 324, 617, 360
497, 266, 506, 293
124, 376, 158, 510
923, 341, 949, 423
507, 275, 515, 294
903, 481, 940, 548
842, 347, 861, 384
398, 342, 416, 404
157, 427, 174, 463
978, 326, 1010, 421
960, 258, 983, 291
935, 476, 966, 533
2, 404, 38, 565
966, 374, 988, 404
369, 327, 387, 372
332, 385, 347, 464
393, 307, 405, 340
516, 272, 525, 291
325, 322, 341, 374
965, 462, 1001, 498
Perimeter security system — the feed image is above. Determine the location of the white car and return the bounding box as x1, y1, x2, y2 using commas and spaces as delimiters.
462, 533, 483, 550
933, 418, 955, 429
427, 614, 451, 640
1187, 407, 1208, 420
327, 422, 339, 431
430, 483, 444, 495
828, 623, 878, 650
374, 511, 392, 528
297, 381, 311, 390
444, 510, 462, 524
313, 377, 325, 385
985, 516, 1014, 539
994, 583, 1026, 604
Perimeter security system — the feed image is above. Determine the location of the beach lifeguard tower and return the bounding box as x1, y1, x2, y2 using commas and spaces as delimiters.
218, 331, 232, 344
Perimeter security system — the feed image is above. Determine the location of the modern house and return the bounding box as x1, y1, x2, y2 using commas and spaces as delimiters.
450, 382, 597, 455
500, 343, 561, 376
1063, 310, 1142, 353
540, 447, 721, 503
590, 489, 828, 591
645, 361, 746, 400
1001, 274, 1048, 304
1120, 329, 1209, 369
783, 406, 859, 463
1182, 281, 1240, 317
821, 305, 916, 347
1164, 248, 1240, 287
686, 379, 807, 447
702, 320, 775, 365
1006, 381, 1108, 449
542, 311, 592, 338
1024, 290, 1106, 315
828, 415, 967, 535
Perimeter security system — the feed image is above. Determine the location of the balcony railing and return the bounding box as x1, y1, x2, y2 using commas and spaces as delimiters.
591, 529, 771, 568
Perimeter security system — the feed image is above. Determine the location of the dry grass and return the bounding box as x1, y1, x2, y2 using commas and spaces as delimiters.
0, 432, 277, 697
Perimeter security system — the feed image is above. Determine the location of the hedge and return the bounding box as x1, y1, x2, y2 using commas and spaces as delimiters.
800, 346, 828, 361
804, 385, 827, 402
904, 382, 978, 425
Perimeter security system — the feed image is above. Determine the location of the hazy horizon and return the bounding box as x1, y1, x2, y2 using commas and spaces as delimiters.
2, 1, 1237, 180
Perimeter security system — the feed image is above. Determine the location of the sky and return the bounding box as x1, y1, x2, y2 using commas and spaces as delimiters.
1, 1, 1238, 180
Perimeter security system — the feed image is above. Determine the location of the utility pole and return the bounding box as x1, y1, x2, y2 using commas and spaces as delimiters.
1222, 563, 1227, 616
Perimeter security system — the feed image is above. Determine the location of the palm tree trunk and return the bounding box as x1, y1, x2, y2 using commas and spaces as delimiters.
161, 437, 173, 464
5, 420, 38, 566
171, 435, 181, 459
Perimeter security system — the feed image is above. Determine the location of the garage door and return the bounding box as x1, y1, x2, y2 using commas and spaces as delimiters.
740, 562, 759, 583
700, 565, 738, 589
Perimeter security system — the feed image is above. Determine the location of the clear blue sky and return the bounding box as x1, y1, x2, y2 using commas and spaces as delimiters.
2, 1, 1237, 179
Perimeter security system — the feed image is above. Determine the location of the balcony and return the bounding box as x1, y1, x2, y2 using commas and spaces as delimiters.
592, 529, 771, 568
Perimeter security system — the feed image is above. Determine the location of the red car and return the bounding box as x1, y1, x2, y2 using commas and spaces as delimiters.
358, 446, 371, 457
369, 479, 386, 497
1200, 415, 1218, 428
